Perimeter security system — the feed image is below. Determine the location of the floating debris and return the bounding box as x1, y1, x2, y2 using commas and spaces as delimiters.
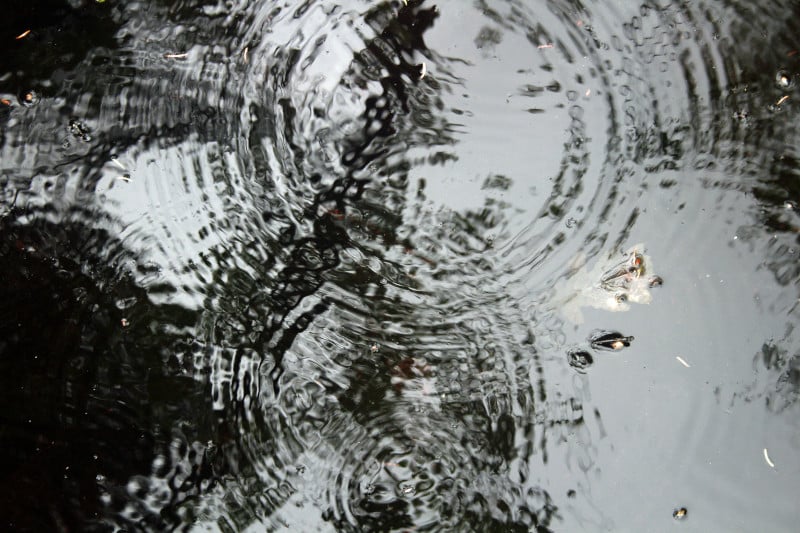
589, 330, 633, 351
418, 61, 427, 80
763, 448, 775, 468
163, 52, 189, 59
69, 119, 92, 142
567, 349, 594, 372
538, 43, 554, 49
16, 29, 31, 40
243, 46, 249, 64
676, 356, 691, 368
120, 318, 129, 327
552, 243, 661, 324
673, 507, 688, 520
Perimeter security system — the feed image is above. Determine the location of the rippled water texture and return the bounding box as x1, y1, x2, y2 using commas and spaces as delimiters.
2, 0, 800, 530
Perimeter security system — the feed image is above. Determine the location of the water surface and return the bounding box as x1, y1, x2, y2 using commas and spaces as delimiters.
1, 0, 799, 531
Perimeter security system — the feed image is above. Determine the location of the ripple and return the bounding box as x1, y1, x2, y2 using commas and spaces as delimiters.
3, 0, 800, 531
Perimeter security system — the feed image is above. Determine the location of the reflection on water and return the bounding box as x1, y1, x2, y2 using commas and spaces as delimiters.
1, 0, 800, 530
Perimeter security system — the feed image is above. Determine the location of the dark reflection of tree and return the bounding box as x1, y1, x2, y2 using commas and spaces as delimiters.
724, 6, 800, 415
193, 1, 572, 531
0, 210, 221, 531
736, 339, 800, 413
0, 0, 119, 97
0, 1, 587, 531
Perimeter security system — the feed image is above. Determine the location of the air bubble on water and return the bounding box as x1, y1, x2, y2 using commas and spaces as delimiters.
21, 90, 39, 107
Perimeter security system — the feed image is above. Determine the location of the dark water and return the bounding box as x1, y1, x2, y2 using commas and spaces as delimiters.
1, 0, 799, 531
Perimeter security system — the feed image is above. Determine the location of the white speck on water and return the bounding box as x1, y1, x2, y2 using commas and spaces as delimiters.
763, 448, 775, 468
